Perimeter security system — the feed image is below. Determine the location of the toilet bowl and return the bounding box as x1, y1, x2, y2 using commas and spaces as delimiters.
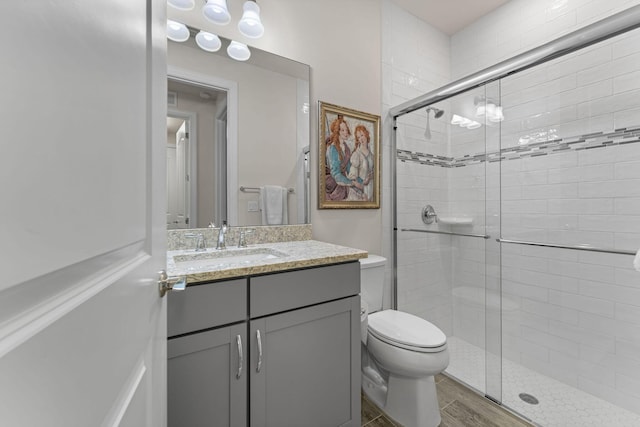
360, 255, 449, 427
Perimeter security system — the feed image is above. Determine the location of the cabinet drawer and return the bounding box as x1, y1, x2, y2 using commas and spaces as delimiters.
250, 262, 360, 318
168, 279, 247, 337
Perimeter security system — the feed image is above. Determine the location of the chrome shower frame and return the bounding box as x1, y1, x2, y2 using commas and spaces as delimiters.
389, 4, 640, 310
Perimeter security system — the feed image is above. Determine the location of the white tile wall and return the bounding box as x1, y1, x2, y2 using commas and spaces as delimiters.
381, 0, 451, 320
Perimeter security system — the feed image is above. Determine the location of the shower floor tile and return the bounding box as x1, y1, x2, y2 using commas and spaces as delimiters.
447, 337, 640, 427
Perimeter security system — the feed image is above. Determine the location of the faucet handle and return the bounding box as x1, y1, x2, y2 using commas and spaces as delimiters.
184, 232, 206, 251
237, 229, 254, 248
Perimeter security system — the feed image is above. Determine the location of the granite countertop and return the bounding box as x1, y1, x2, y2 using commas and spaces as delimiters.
167, 239, 368, 283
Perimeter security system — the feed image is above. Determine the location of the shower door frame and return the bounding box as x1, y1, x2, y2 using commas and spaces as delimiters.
389, 3, 640, 405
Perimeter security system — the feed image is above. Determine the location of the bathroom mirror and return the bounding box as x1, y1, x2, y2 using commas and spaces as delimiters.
167, 35, 310, 229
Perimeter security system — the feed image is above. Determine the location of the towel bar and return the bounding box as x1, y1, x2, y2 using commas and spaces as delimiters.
401, 228, 490, 239
240, 186, 294, 193
496, 238, 636, 256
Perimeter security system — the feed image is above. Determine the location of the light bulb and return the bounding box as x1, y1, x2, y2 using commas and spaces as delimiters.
167, 20, 189, 42
466, 121, 481, 129
227, 41, 251, 61
196, 31, 222, 52
485, 102, 496, 118
489, 106, 504, 122
238, 1, 264, 38
203, 0, 231, 25
167, 0, 195, 10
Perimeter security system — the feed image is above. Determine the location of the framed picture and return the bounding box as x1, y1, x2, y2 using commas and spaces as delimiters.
319, 101, 380, 209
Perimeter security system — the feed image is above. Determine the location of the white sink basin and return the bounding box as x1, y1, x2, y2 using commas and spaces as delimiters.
172, 247, 288, 271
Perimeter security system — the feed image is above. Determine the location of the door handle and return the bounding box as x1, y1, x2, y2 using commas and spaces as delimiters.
256, 329, 263, 373
236, 335, 243, 379
158, 270, 187, 297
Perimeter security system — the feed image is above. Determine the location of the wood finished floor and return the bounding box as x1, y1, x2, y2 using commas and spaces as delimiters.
361, 374, 534, 427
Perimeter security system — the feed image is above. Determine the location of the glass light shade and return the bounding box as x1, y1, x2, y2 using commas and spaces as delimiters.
459, 117, 472, 127
450, 114, 463, 125
489, 106, 504, 122
238, 1, 264, 38
475, 104, 486, 117
168, 0, 195, 10
203, 0, 231, 25
227, 41, 251, 61
167, 20, 189, 42
196, 31, 222, 52
485, 102, 496, 117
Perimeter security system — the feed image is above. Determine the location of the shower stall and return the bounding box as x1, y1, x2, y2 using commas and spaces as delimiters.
391, 6, 640, 427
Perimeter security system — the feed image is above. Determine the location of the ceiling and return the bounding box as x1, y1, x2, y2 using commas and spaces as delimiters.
390, 0, 512, 35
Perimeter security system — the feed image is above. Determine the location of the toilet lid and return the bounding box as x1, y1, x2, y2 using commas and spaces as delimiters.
368, 310, 446, 348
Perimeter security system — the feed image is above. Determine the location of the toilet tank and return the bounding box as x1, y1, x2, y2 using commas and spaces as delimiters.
359, 255, 386, 312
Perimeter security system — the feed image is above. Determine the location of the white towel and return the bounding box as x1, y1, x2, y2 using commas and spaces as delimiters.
634, 249, 640, 272
260, 185, 288, 225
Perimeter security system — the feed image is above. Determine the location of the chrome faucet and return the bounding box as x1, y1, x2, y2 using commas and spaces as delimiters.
184, 232, 206, 252
216, 220, 228, 250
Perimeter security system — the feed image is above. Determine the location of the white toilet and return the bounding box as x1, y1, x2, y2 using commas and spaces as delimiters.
360, 255, 449, 427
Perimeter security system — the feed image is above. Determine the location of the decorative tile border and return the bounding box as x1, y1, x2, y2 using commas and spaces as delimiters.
397, 126, 640, 168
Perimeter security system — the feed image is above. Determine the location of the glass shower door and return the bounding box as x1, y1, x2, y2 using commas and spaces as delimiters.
496, 27, 640, 426
394, 81, 503, 402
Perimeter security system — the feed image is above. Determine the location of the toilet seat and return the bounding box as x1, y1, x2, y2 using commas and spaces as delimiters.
368, 310, 446, 353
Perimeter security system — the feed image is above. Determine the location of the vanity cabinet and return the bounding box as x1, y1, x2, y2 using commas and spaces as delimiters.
249, 297, 360, 427
167, 262, 361, 427
167, 279, 247, 427
168, 324, 247, 427
248, 262, 361, 427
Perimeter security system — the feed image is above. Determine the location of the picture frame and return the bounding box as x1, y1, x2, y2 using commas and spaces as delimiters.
318, 101, 381, 209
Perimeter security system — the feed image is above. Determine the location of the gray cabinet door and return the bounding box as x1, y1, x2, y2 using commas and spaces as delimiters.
250, 296, 361, 427
168, 323, 247, 427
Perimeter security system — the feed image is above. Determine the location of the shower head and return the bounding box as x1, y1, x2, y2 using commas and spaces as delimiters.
424, 107, 445, 139
427, 107, 444, 118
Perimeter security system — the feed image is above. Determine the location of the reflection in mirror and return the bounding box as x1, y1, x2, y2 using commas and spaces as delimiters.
167, 33, 310, 228
166, 81, 227, 229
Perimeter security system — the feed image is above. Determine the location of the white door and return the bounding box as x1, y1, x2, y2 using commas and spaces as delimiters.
0, 2, 167, 426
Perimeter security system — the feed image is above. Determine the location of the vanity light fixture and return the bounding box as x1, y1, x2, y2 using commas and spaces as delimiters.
168, 0, 195, 10
165, 13, 252, 61
195, 30, 222, 52
167, 19, 190, 42
227, 40, 251, 61
203, 0, 231, 25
